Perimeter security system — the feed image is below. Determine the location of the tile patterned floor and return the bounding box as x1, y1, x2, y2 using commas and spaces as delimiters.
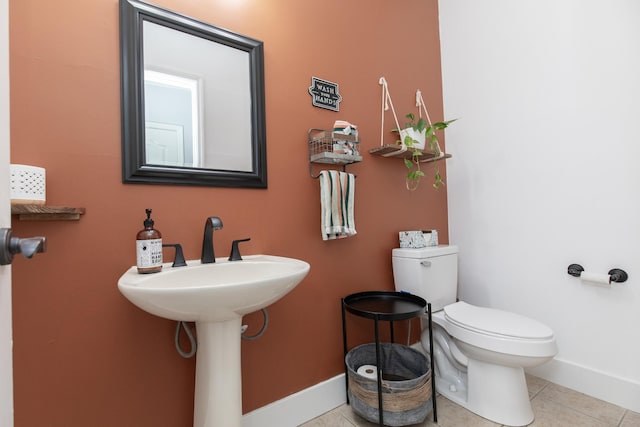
299, 375, 640, 427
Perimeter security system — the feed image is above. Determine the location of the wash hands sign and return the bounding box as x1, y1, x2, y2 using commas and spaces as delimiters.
309, 76, 342, 112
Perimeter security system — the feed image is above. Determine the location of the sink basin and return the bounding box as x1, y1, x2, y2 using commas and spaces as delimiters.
118, 254, 310, 322
118, 254, 310, 427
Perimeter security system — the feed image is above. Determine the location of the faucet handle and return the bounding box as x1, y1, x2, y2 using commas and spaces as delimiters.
162, 243, 187, 267
228, 238, 251, 261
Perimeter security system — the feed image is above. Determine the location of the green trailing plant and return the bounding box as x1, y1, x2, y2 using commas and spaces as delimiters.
395, 113, 456, 190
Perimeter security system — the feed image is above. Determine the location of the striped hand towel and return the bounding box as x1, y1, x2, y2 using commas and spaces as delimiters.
319, 170, 356, 240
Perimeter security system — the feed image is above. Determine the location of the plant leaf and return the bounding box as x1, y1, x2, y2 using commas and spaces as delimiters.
408, 170, 424, 180
432, 119, 457, 130
403, 135, 414, 147
429, 135, 439, 151
426, 127, 435, 137
433, 168, 445, 189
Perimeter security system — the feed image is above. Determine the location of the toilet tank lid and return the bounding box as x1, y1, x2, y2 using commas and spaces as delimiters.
444, 301, 554, 340
393, 245, 459, 258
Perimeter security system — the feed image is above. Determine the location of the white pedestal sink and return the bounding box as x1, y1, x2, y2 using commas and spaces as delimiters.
118, 255, 310, 427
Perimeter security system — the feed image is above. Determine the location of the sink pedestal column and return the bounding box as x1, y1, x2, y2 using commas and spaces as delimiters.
194, 317, 243, 427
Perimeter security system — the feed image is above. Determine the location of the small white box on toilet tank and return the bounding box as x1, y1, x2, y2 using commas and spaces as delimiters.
399, 230, 438, 248
392, 245, 459, 312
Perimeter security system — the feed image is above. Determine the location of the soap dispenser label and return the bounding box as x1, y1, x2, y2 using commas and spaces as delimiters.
136, 238, 163, 268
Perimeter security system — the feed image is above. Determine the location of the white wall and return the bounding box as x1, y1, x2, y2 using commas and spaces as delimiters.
439, 0, 640, 412
0, 0, 14, 424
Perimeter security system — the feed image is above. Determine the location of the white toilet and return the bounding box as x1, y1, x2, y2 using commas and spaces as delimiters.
392, 245, 557, 426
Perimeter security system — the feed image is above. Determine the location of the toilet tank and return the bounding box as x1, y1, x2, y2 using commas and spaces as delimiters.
392, 245, 459, 311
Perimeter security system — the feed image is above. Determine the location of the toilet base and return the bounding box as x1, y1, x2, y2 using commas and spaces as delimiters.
467, 358, 533, 426
436, 357, 533, 426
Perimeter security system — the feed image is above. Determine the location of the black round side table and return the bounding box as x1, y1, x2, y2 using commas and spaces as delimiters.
341, 291, 437, 426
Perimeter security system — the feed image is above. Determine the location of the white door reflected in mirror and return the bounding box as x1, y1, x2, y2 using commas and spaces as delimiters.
144, 70, 201, 168
145, 121, 186, 167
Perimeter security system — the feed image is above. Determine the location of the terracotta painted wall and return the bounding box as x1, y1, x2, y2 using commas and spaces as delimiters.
9, 0, 448, 425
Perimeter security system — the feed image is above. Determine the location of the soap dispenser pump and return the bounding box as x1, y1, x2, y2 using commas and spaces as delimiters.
136, 208, 162, 274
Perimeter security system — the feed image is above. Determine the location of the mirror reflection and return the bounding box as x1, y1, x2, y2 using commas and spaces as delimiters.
120, 0, 267, 187
144, 69, 201, 168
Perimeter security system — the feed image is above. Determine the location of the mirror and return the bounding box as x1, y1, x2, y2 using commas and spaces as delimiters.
120, 0, 267, 187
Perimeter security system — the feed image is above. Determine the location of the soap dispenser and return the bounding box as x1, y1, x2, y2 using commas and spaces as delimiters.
136, 208, 163, 274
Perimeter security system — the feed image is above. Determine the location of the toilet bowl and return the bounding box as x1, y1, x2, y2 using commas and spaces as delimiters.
392, 245, 558, 426
425, 302, 557, 426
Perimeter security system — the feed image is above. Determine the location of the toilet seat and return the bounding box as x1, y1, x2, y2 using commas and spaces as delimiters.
444, 301, 554, 340
438, 302, 557, 358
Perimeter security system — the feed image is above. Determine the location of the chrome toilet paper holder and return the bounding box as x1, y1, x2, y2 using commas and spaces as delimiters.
567, 264, 629, 283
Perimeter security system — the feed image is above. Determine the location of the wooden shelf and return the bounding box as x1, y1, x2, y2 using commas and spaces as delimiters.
369, 144, 452, 163
11, 205, 86, 221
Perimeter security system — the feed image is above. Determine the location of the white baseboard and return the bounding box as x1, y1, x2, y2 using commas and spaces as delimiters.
243, 353, 640, 426
527, 357, 640, 413
242, 374, 346, 427
416, 339, 640, 413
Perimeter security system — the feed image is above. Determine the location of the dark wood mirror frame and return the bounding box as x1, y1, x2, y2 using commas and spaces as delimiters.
120, 0, 267, 188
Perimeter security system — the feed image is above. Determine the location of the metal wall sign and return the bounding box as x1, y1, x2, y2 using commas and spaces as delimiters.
308, 76, 342, 112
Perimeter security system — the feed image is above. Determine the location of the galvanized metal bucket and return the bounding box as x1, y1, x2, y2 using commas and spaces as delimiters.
345, 343, 432, 426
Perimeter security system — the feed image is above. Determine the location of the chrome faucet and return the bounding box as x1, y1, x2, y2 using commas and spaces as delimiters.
201, 216, 223, 263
